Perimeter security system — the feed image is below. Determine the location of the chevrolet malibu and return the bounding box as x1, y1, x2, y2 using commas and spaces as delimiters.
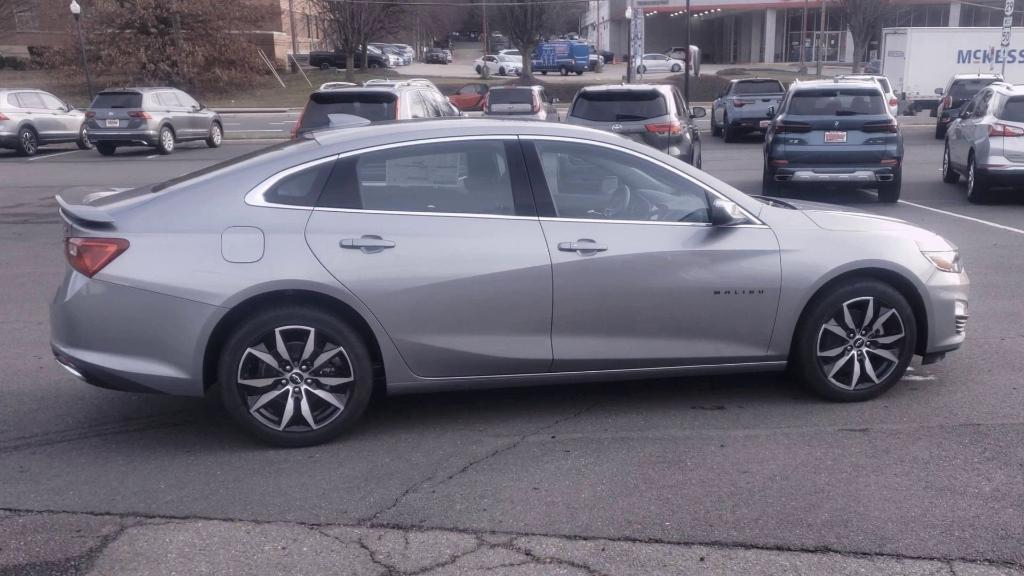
51, 119, 968, 446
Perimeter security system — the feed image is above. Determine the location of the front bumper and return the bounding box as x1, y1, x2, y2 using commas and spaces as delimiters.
923, 268, 969, 356
50, 271, 224, 397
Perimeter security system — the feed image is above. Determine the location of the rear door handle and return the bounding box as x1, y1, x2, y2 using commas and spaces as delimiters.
340, 235, 395, 253
558, 239, 607, 254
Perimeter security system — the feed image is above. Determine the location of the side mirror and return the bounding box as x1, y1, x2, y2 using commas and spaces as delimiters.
934, 87, 944, 96
710, 198, 751, 226
690, 106, 706, 119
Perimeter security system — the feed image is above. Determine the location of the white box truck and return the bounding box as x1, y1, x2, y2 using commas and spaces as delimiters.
881, 27, 1024, 114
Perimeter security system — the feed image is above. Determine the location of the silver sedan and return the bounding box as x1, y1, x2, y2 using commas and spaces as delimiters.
51, 119, 969, 446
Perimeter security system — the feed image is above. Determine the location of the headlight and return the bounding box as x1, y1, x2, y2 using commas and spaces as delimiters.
922, 249, 963, 273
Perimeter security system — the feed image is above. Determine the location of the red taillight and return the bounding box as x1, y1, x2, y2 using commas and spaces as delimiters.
888, 97, 898, 108
989, 123, 1024, 137
880, 158, 899, 166
770, 159, 789, 166
733, 99, 753, 108
645, 121, 682, 135
0, 112, 10, 121
941, 96, 951, 109
774, 120, 812, 133
127, 111, 151, 119
65, 237, 129, 278
85, 111, 96, 119
863, 120, 899, 133
532, 94, 542, 114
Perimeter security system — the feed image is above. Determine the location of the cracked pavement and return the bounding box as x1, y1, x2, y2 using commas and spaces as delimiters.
2, 133, 1023, 573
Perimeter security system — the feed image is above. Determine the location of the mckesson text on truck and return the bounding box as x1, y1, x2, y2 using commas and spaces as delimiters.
957, 48, 1024, 64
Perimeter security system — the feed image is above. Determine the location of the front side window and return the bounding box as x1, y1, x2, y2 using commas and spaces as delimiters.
532, 140, 710, 223
326, 140, 517, 216
39, 93, 66, 111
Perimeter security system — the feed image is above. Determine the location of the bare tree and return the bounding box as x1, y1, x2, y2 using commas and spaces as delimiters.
836, 0, 893, 73
317, 0, 403, 82
497, 0, 552, 77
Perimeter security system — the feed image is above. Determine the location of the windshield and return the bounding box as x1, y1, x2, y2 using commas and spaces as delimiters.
300, 92, 397, 130
91, 92, 143, 109
999, 96, 1024, 122
950, 79, 998, 102
786, 89, 885, 116
570, 90, 667, 122
733, 80, 784, 95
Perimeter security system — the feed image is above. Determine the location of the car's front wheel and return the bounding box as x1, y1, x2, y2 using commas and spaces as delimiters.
219, 307, 375, 447
206, 122, 223, 148
671, 63, 681, 72
966, 153, 989, 203
793, 280, 916, 402
942, 143, 960, 183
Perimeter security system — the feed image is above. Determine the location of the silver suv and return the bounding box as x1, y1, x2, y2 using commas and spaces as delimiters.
85, 87, 222, 156
941, 81, 1024, 203
0, 89, 91, 156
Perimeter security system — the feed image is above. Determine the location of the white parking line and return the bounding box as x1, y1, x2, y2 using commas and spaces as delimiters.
146, 154, 159, 159
899, 200, 1024, 235
28, 150, 80, 161
233, 129, 285, 133
269, 121, 297, 125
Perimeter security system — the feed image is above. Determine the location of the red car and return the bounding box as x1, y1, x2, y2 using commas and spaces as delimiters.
449, 83, 489, 112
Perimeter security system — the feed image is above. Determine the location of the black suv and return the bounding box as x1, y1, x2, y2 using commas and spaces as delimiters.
565, 84, 706, 167
763, 79, 902, 202
309, 49, 388, 70
935, 74, 1001, 139
293, 80, 460, 138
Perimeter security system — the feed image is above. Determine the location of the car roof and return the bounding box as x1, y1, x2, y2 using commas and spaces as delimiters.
97, 87, 178, 93
951, 73, 1001, 79
490, 85, 543, 92
790, 79, 881, 91
731, 77, 783, 83
578, 83, 671, 92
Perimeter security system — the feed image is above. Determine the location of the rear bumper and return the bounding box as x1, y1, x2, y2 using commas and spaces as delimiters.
0, 133, 17, 148
772, 165, 898, 185
977, 164, 1024, 185
88, 130, 159, 146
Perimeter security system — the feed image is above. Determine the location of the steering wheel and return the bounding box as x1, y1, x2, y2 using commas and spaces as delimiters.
604, 184, 631, 218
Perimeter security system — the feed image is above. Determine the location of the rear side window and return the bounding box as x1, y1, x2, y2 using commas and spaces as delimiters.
156, 92, 182, 107
998, 96, 1024, 122
786, 89, 885, 116
91, 92, 143, 109
877, 78, 892, 93
263, 160, 333, 207
733, 80, 784, 95
300, 92, 397, 131
571, 90, 667, 121
16, 92, 45, 109
949, 79, 997, 101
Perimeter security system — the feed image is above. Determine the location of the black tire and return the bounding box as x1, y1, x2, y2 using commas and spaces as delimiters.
575, 70, 583, 75
219, 306, 375, 447
793, 279, 917, 402
475, 65, 482, 75
966, 153, 989, 203
560, 66, 568, 76
498, 66, 506, 76
671, 63, 681, 73
762, 166, 781, 196
637, 65, 646, 74
941, 143, 959, 184
541, 70, 547, 75
205, 122, 223, 148
156, 125, 175, 155
722, 114, 737, 143
877, 168, 901, 203
96, 142, 117, 156
16, 126, 38, 156
319, 63, 330, 70
711, 110, 722, 137
369, 62, 381, 69
689, 140, 702, 169
934, 123, 946, 140
76, 125, 93, 150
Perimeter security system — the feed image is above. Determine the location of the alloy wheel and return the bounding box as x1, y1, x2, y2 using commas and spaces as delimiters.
235, 325, 354, 432
815, 296, 906, 391
967, 160, 975, 197
21, 130, 37, 155
211, 124, 222, 145
160, 128, 174, 153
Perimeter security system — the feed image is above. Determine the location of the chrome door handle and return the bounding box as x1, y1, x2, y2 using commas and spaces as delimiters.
340, 235, 395, 253
558, 239, 607, 254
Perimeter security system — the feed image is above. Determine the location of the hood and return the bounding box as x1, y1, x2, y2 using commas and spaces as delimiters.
775, 198, 954, 250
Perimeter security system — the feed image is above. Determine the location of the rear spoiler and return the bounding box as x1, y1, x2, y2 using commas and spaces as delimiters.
56, 194, 116, 226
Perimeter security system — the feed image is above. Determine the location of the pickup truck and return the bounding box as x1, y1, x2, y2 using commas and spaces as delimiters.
710, 78, 786, 143
309, 49, 387, 70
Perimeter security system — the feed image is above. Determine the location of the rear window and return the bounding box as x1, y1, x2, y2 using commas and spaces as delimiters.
570, 90, 667, 122
998, 96, 1024, 122
300, 91, 397, 131
877, 78, 892, 93
786, 89, 885, 116
733, 80, 784, 95
488, 89, 534, 105
950, 79, 997, 101
91, 92, 143, 109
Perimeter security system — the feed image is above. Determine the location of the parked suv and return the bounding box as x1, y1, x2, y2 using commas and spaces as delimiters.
763, 79, 902, 202
711, 78, 786, 142
293, 81, 460, 138
85, 87, 222, 155
482, 86, 558, 122
935, 74, 1002, 139
836, 74, 898, 116
941, 81, 1024, 203
0, 89, 91, 156
566, 84, 706, 167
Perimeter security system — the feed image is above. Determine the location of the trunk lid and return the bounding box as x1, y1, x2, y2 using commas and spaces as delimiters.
86, 91, 147, 131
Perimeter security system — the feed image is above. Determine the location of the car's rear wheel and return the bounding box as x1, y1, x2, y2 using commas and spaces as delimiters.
96, 142, 116, 156
560, 66, 568, 76
320, 63, 330, 70
942, 143, 960, 183
671, 63, 681, 72
934, 123, 946, 140
206, 122, 223, 148
966, 154, 990, 203
877, 168, 901, 203
794, 280, 916, 402
16, 127, 38, 156
762, 165, 781, 196
722, 114, 737, 143
637, 65, 646, 74
690, 140, 702, 169
219, 307, 374, 447
77, 125, 93, 150
711, 111, 722, 137
498, 66, 506, 76
156, 126, 175, 155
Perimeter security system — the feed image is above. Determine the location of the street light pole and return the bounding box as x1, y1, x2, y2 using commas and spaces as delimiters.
625, 4, 633, 83
69, 1, 94, 99
684, 0, 691, 102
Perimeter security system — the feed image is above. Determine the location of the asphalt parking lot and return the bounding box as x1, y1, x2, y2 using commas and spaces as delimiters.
1, 127, 1022, 575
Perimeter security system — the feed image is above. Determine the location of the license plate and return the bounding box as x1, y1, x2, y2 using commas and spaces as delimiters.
105, 119, 119, 128
825, 130, 847, 143
759, 119, 770, 129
